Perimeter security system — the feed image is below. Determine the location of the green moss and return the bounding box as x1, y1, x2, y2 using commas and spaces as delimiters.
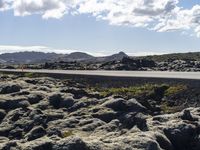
24, 72, 35, 78
24, 72, 44, 78
62, 130, 74, 138
164, 85, 187, 96
160, 102, 183, 113
97, 84, 168, 98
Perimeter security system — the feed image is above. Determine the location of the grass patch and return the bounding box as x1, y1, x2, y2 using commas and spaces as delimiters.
24, 72, 44, 78
164, 85, 187, 96
62, 130, 74, 138
95, 84, 168, 98
24, 72, 37, 78
90, 83, 188, 101
160, 102, 184, 113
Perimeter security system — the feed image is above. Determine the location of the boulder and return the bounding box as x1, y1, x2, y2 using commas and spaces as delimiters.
126, 133, 162, 150
9, 127, 23, 140
26, 126, 46, 141
27, 94, 43, 104
120, 112, 148, 130
164, 123, 197, 149
92, 111, 118, 123
80, 118, 105, 132
103, 98, 147, 113
60, 97, 75, 108
0, 84, 21, 94
53, 137, 89, 150
126, 99, 147, 112
0, 126, 13, 137
102, 98, 128, 111
154, 132, 173, 150
180, 109, 198, 121
1, 141, 21, 150
0, 98, 30, 110
60, 88, 88, 99
48, 93, 63, 108
48, 93, 75, 109
23, 139, 52, 150
0, 109, 6, 121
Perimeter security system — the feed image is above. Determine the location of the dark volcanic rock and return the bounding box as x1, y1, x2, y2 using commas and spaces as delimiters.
154, 132, 173, 150
9, 127, 23, 140
48, 93, 75, 109
102, 98, 128, 111
48, 93, 63, 108
0, 84, 21, 94
126, 99, 147, 112
1, 141, 21, 150
120, 112, 148, 130
61, 88, 89, 99
0, 98, 30, 110
0, 109, 6, 121
53, 137, 90, 150
164, 123, 197, 150
92, 110, 118, 123
26, 126, 46, 141
27, 94, 43, 104
180, 109, 198, 121
103, 98, 146, 113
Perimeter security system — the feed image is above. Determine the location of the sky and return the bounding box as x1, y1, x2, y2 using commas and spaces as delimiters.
0, 0, 200, 56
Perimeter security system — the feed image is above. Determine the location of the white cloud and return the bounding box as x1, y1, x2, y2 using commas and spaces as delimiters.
127, 52, 166, 57
0, 0, 11, 11
0, 45, 110, 56
1, 0, 200, 37
12, 0, 71, 19
0, 45, 74, 54
0, 45, 169, 56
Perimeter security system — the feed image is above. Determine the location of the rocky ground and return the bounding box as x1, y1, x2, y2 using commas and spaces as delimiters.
1, 56, 200, 72
0, 74, 200, 150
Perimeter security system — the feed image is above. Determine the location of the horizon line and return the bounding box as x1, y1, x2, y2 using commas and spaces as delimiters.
0, 45, 199, 57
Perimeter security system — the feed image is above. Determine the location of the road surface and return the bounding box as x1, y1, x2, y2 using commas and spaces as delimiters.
0, 69, 200, 80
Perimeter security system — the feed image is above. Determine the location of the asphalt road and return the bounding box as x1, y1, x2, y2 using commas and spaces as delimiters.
0, 69, 200, 80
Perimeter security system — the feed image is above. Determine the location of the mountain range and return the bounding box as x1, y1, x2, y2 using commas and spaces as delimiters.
0, 51, 128, 64
1, 51, 200, 64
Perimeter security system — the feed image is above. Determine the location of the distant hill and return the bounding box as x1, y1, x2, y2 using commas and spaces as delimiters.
59, 52, 94, 62
104, 51, 128, 62
143, 52, 200, 62
0, 51, 60, 64
0, 51, 128, 64
94, 51, 128, 62
59, 51, 128, 63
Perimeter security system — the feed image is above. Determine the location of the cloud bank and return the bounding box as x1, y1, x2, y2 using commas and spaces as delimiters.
0, 0, 200, 37
0, 45, 75, 54
0, 45, 112, 56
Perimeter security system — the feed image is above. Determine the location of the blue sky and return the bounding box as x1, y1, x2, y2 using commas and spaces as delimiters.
0, 0, 200, 56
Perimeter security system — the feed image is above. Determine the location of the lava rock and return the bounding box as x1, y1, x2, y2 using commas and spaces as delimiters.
126, 99, 147, 112
49, 93, 63, 108
164, 123, 197, 149
180, 109, 198, 121
0, 84, 21, 94
26, 126, 46, 141
0, 98, 30, 110
102, 98, 128, 111
27, 94, 43, 104
53, 137, 90, 150
0, 109, 6, 121
120, 112, 148, 130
